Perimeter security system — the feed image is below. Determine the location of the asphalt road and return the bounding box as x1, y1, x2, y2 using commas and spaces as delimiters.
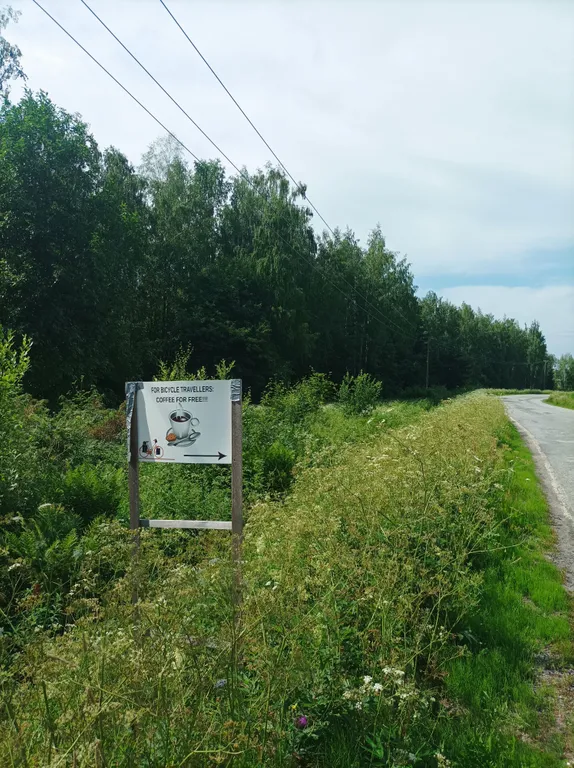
501, 394, 574, 589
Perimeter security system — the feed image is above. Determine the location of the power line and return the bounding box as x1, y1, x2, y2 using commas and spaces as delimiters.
32, 0, 412, 339
31, 0, 201, 164
72, 0, 414, 337
79, 0, 245, 183
155, 0, 419, 335
158, 0, 336, 239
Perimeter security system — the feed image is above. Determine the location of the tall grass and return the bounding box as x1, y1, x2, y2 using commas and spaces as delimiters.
0, 394, 570, 766
485, 389, 553, 396
545, 392, 574, 411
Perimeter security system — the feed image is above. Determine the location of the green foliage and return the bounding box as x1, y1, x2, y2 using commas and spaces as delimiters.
2, 395, 568, 766
4, 504, 81, 593
421, 293, 553, 391
436, 423, 573, 765
554, 355, 574, 391
338, 370, 382, 414
0, 6, 26, 93
59, 463, 124, 525
156, 345, 235, 382
263, 372, 333, 420
545, 391, 574, 410
485, 388, 553, 396
260, 441, 296, 496
0, 327, 49, 518
0, 91, 554, 401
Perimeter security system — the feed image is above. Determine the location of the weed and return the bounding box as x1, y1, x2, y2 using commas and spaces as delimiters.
4, 394, 569, 766
545, 392, 574, 411
338, 371, 382, 415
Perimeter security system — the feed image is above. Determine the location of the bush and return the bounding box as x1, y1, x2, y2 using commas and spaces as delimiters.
59, 463, 125, 525
0, 327, 49, 518
338, 371, 382, 415
261, 441, 296, 497
262, 372, 334, 422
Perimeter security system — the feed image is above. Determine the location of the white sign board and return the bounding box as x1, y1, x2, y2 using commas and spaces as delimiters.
136, 380, 232, 464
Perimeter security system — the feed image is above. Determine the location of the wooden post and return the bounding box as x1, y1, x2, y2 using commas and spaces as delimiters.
128, 388, 140, 604
231, 397, 243, 607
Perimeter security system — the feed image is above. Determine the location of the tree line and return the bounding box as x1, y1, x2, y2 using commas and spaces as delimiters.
0, 90, 563, 402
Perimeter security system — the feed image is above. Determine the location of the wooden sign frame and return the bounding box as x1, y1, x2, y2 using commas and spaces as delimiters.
127, 380, 243, 603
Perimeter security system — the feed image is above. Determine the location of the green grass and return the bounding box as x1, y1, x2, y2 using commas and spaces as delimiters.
433, 423, 574, 766
545, 392, 574, 411
1, 396, 572, 766
485, 388, 554, 396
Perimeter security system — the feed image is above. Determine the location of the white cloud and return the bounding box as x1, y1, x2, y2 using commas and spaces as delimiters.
5, 1, 574, 290
8, 1, 574, 267
438, 285, 574, 356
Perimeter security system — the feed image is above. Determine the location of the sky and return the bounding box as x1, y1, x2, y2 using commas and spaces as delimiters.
6, 0, 574, 355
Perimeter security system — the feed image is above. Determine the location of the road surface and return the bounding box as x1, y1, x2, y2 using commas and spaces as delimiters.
501, 394, 574, 589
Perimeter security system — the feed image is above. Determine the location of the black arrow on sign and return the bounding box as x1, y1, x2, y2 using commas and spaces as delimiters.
184, 452, 227, 461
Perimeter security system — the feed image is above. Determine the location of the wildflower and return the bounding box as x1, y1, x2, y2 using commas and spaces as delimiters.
355, 701, 363, 710
295, 715, 308, 728
214, 679, 227, 689
363, 675, 373, 685
7, 562, 22, 571
373, 682, 383, 693
343, 690, 354, 700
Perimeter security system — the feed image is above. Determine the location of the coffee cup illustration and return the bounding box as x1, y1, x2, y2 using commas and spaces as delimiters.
169, 409, 200, 440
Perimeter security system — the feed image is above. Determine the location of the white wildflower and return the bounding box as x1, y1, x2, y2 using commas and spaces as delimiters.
363, 675, 373, 685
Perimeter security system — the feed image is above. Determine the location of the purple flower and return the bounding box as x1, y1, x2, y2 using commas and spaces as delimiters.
215, 679, 227, 689
295, 715, 308, 729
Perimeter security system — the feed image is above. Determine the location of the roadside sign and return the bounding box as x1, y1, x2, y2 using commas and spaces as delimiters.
125, 378, 243, 611
136, 380, 232, 464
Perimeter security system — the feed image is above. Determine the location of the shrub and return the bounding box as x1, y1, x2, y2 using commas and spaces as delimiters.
0, 327, 53, 518
261, 441, 296, 496
338, 371, 382, 414
59, 463, 124, 525
263, 372, 333, 422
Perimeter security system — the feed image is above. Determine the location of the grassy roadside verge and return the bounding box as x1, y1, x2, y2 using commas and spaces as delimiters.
1, 396, 572, 766
436, 422, 574, 766
485, 389, 554, 396
545, 392, 574, 411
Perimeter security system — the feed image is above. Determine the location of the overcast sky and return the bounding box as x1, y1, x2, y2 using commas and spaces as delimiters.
7, 0, 574, 354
